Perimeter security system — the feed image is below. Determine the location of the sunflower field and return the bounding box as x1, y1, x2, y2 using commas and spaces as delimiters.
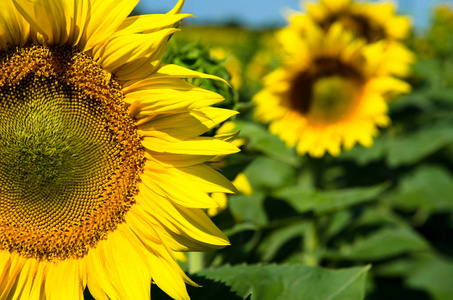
0, 0, 452, 299
146, 1, 453, 300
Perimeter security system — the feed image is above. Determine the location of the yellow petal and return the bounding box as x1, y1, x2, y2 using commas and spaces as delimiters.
28, 261, 47, 299
138, 107, 238, 140
86, 248, 121, 300
88, 229, 152, 300
169, 163, 238, 194
146, 152, 215, 167
142, 136, 239, 155
150, 63, 229, 85
138, 188, 230, 248
13, 0, 69, 45
0, 252, 26, 298
168, 0, 185, 14
79, 0, 139, 51
114, 14, 193, 36
119, 221, 192, 300
45, 259, 85, 300
124, 79, 225, 113
93, 28, 178, 78
0, 0, 30, 51
141, 170, 218, 208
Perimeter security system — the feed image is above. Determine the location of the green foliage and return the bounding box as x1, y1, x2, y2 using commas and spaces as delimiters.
275, 184, 388, 215
199, 264, 370, 300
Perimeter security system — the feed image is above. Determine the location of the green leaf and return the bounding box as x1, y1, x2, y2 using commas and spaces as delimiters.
406, 255, 453, 300
275, 184, 388, 215
244, 156, 297, 190
377, 254, 453, 300
229, 192, 268, 226
329, 227, 430, 261
386, 125, 453, 167
149, 274, 244, 300
257, 221, 304, 262
199, 264, 371, 300
390, 164, 453, 212
323, 210, 356, 241
234, 120, 299, 166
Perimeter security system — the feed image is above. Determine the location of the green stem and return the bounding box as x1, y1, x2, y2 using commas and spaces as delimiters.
302, 156, 325, 266
303, 220, 319, 266
188, 252, 204, 274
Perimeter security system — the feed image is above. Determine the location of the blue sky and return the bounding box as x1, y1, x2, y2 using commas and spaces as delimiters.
136, 0, 453, 31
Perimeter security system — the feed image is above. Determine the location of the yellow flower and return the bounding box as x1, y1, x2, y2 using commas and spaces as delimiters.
303, 0, 410, 42
287, 0, 415, 77
253, 21, 410, 158
0, 0, 238, 299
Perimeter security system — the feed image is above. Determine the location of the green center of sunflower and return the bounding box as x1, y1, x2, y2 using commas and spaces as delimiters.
309, 75, 363, 123
289, 58, 365, 125
0, 45, 144, 261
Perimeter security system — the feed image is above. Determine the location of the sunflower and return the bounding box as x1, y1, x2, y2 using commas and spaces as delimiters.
303, 0, 410, 43
0, 0, 239, 299
288, 0, 414, 77
253, 21, 410, 157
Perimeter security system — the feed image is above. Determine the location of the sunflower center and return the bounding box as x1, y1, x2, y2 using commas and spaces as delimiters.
309, 75, 362, 124
289, 58, 364, 125
0, 45, 144, 261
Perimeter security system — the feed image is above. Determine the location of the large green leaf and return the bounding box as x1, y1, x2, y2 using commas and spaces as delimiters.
274, 184, 387, 215
229, 192, 268, 226
199, 264, 371, 300
328, 226, 430, 261
244, 156, 297, 190
390, 164, 453, 212
340, 125, 453, 167
406, 255, 453, 300
375, 254, 453, 300
257, 221, 304, 262
386, 125, 453, 167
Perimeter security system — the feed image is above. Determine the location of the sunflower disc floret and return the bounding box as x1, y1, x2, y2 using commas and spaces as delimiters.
0, 45, 144, 261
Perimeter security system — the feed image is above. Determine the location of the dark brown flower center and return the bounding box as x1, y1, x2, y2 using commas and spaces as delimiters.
288, 57, 365, 124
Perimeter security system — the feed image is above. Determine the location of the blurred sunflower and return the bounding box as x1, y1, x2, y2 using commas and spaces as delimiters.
303, 0, 410, 43
289, 0, 414, 77
253, 21, 410, 157
0, 0, 238, 299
